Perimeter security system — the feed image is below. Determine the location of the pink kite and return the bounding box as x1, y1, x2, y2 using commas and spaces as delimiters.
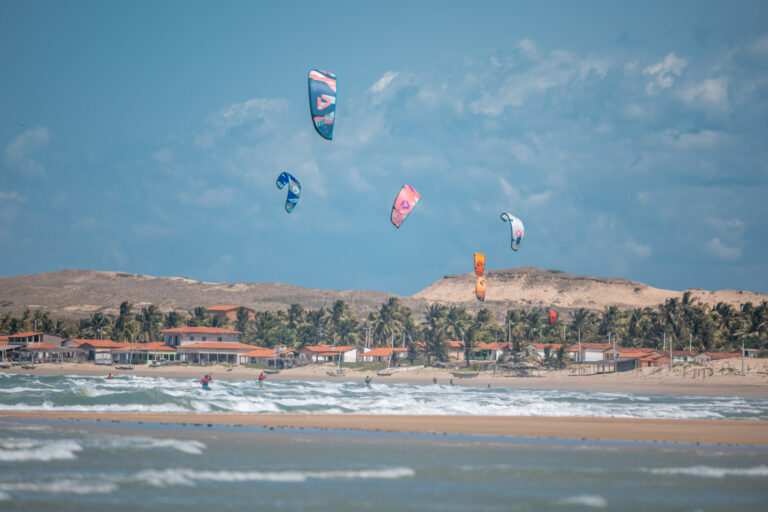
390, 184, 421, 228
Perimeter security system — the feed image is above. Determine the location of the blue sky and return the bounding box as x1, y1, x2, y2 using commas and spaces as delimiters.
1, 1, 767, 296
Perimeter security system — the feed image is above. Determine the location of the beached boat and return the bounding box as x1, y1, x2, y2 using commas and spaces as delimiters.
451, 371, 479, 378
263, 369, 280, 374
115, 365, 134, 370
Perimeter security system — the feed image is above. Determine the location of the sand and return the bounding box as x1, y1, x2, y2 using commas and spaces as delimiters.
4, 411, 767, 445
4, 357, 768, 398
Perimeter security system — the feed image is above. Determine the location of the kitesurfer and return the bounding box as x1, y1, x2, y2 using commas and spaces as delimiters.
200, 374, 212, 389
364, 375, 372, 387
258, 372, 265, 389
107, 373, 114, 380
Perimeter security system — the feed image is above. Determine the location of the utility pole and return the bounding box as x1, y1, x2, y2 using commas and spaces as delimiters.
742, 338, 745, 376
689, 333, 692, 353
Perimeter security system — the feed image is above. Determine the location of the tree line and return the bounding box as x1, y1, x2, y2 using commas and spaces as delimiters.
2, 292, 766, 359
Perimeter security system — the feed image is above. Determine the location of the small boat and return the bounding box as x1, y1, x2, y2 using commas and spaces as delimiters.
263, 369, 280, 375
376, 370, 394, 376
115, 365, 134, 370
0, 364, 11, 369
451, 371, 479, 378
21, 365, 36, 370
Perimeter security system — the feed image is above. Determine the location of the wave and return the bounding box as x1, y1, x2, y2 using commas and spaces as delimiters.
0, 480, 117, 495
557, 495, 607, 508
92, 435, 207, 455
0, 438, 82, 462
133, 467, 416, 486
644, 465, 768, 478
2, 373, 767, 420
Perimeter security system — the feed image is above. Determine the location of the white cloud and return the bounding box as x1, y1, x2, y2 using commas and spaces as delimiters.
643, 53, 687, 95
499, 177, 514, 196
623, 239, 651, 258
707, 237, 741, 260
661, 129, 728, 150
523, 190, 552, 208
517, 39, 539, 58
151, 147, 175, 164
4, 127, 51, 175
195, 98, 288, 148
370, 71, 399, 94
681, 77, 730, 110
0, 189, 27, 236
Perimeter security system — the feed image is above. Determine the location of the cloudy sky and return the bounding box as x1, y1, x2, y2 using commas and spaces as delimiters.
1, 1, 767, 296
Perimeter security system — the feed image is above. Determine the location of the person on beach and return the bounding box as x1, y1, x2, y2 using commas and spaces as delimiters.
258, 372, 265, 388
432, 377, 438, 384
364, 375, 372, 387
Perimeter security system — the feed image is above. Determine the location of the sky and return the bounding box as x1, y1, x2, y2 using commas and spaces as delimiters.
1, 0, 767, 296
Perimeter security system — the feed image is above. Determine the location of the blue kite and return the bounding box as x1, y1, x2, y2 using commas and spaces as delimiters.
276, 172, 301, 213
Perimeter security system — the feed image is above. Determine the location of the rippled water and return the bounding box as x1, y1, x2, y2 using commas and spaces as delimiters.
0, 419, 767, 511
1, 372, 767, 420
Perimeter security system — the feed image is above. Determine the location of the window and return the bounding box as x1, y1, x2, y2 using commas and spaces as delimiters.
218, 337, 222, 342
190, 336, 195, 341
202, 337, 207, 342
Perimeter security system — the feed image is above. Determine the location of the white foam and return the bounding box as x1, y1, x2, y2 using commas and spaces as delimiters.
0, 438, 82, 462
95, 435, 206, 455
0, 491, 9, 501
558, 495, 607, 508
645, 465, 768, 478
0, 480, 117, 494
133, 466, 415, 486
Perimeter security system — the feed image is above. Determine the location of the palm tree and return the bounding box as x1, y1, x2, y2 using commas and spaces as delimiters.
136, 305, 161, 342
188, 306, 209, 327
89, 312, 110, 339
372, 298, 403, 346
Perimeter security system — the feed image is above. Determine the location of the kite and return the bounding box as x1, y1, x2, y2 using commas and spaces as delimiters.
308, 69, 337, 140
276, 172, 301, 213
474, 252, 485, 276
549, 309, 557, 326
475, 276, 488, 302
391, 184, 421, 228
500, 212, 525, 251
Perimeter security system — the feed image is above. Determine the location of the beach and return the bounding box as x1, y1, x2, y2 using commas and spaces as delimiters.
4, 357, 768, 397
5, 411, 768, 445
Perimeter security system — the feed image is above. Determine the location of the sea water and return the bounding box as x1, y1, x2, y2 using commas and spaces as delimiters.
1, 372, 767, 419
0, 418, 766, 511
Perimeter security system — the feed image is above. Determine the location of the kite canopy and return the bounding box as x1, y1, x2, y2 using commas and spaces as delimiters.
475, 276, 488, 302
391, 184, 421, 228
276, 172, 301, 213
308, 69, 337, 140
549, 309, 557, 326
474, 252, 485, 276
500, 212, 525, 251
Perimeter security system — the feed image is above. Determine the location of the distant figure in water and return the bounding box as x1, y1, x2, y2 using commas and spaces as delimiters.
487, 384, 491, 388
449, 378, 454, 386
432, 377, 438, 384
200, 374, 212, 389
107, 373, 114, 380
364, 375, 372, 387
258, 372, 265, 388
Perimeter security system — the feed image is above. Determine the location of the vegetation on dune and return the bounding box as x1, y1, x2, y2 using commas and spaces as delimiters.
2, 293, 767, 362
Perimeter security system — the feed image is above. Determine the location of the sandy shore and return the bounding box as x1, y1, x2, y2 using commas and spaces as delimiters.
4, 358, 768, 397
5, 411, 767, 445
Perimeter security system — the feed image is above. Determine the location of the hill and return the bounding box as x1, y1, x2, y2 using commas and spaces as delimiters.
0, 268, 765, 320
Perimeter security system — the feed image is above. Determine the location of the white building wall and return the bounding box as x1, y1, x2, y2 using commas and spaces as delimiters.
164, 333, 239, 347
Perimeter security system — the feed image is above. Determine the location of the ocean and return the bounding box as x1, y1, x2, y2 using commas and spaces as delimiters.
1, 372, 767, 419
1, 372, 767, 511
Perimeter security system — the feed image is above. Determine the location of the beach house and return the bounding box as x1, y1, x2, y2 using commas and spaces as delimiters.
7, 332, 62, 347
299, 345, 361, 363
569, 342, 613, 362
71, 339, 125, 364
602, 346, 659, 360
523, 343, 567, 361
207, 305, 255, 322
161, 326, 242, 347
357, 347, 406, 363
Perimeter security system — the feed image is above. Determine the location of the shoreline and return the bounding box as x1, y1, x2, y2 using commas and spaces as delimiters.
5, 411, 768, 445
3, 360, 768, 398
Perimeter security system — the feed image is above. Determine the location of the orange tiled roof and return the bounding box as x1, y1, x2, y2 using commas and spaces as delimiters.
207, 305, 254, 312
301, 345, 356, 353
703, 352, 741, 359
176, 342, 254, 350
570, 343, 613, 350
611, 346, 657, 354
141, 342, 175, 351
160, 327, 241, 334
242, 347, 278, 358
361, 347, 407, 357
476, 342, 509, 350
8, 332, 44, 339
26, 343, 59, 350
77, 339, 123, 348
528, 343, 565, 349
